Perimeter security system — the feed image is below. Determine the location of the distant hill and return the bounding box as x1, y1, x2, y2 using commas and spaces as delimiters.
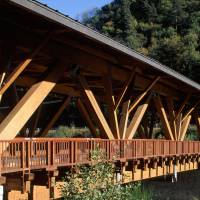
82, 0, 200, 83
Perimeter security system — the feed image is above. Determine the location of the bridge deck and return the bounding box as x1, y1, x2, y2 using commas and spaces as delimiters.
0, 138, 200, 174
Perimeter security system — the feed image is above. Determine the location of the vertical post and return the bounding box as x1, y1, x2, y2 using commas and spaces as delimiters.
71, 141, 74, 164
47, 141, 51, 167
52, 141, 55, 167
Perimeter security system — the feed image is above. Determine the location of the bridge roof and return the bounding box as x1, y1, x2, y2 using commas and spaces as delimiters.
6, 0, 200, 92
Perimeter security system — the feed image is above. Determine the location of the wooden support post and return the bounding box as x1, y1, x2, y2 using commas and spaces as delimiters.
129, 77, 160, 113
175, 114, 182, 141
125, 96, 151, 139
0, 34, 51, 97
180, 115, 192, 141
182, 100, 200, 122
175, 94, 191, 120
138, 125, 146, 139
0, 62, 67, 140
167, 97, 177, 140
194, 113, 200, 138
0, 42, 13, 102
30, 106, 42, 137
76, 98, 97, 137
79, 75, 114, 139
119, 100, 130, 139
114, 68, 136, 110
41, 96, 71, 137
154, 95, 174, 140
103, 75, 119, 139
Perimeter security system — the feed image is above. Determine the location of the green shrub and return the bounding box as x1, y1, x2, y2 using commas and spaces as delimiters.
61, 148, 152, 200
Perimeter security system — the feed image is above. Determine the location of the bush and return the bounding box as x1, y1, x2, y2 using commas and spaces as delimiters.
61, 149, 152, 200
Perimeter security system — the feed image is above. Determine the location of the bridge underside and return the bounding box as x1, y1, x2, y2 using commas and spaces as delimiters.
0, 0, 200, 199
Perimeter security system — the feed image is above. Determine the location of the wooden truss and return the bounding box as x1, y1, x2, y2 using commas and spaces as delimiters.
0, 61, 67, 140
153, 95, 198, 141
77, 73, 161, 139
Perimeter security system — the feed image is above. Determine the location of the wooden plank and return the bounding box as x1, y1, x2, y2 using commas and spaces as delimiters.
175, 94, 191, 120
125, 96, 151, 139
154, 96, 174, 140
79, 75, 114, 139
76, 98, 97, 137
180, 115, 192, 141
0, 62, 67, 140
129, 77, 160, 113
114, 68, 136, 110
0, 34, 51, 96
166, 97, 177, 140
119, 100, 130, 139
103, 75, 119, 139
41, 96, 71, 137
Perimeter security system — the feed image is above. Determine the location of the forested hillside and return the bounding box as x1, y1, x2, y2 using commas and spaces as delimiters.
82, 0, 200, 82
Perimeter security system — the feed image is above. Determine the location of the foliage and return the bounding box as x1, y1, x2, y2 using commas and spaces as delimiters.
82, 0, 200, 82
185, 125, 199, 141
61, 149, 152, 200
46, 125, 92, 138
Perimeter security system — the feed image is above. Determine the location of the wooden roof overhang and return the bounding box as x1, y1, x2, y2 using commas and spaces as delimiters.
0, 0, 200, 104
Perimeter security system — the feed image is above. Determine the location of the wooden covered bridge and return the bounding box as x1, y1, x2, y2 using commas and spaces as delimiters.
0, 0, 200, 198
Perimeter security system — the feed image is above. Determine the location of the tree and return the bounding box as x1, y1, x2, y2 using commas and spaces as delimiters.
81, 0, 200, 83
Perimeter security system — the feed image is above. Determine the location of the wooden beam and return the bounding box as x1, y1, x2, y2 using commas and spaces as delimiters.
0, 34, 51, 96
194, 113, 200, 138
30, 105, 42, 137
138, 125, 146, 139
79, 75, 114, 139
129, 77, 160, 113
180, 115, 192, 141
41, 96, 71, 137
175, 94, 191, 120
153, 96, 174, 140
182, 100, 200, 122
76, 98, 97, 137
125, 96, 151, 139
103, 75, 119, 139
114, 68, 136, 110
119, 100, 130, 139
0, 62, 67, 140
166, 97, 177, 140
176, 114, 182, 141
16, 76, 78, 96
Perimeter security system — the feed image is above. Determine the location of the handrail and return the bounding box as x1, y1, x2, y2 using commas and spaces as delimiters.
0, 138, 199, 174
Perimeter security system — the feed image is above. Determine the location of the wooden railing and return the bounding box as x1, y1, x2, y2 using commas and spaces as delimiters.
0, 138, 200, 174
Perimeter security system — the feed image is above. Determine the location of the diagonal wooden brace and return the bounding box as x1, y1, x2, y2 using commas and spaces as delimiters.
79, 75, 114, 139
0, 62, 67, 140
129, 77, 160, 113
0, 33, 52, 96
125, 95, 152, 139
154, 95, 174, 140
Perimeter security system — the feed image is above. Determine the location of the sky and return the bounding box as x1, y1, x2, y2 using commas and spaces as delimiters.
38, 0, 112, 19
